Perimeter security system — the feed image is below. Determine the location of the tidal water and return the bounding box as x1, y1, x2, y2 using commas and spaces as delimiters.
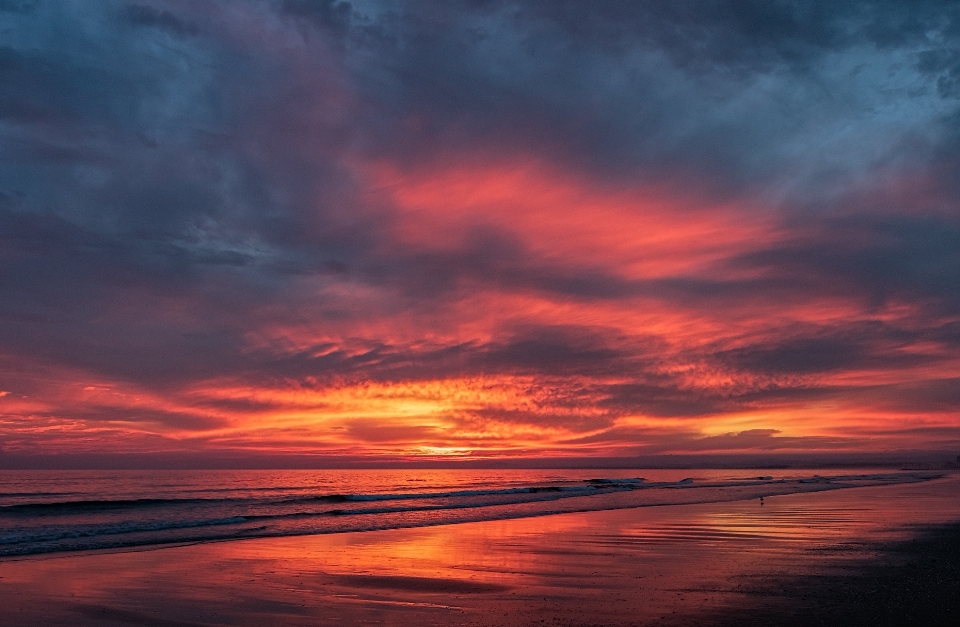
0, 468, 940, 557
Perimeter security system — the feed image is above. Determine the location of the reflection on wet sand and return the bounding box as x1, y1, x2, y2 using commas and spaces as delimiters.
1, 474, 958, 626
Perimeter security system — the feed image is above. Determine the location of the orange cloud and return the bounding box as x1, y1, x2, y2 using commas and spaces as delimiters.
2, 155, 958, 461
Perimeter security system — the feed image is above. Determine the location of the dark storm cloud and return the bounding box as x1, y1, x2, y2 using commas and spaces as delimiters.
455, 408, 613, 435
281, 0, 352, 33
124, 3, 198, 37
0, 0, 37, 12
682, 429, 854, 452
221, 326, 641, 388
3, 0, 957, 320
473, 327, 631, 376
600, 216, 958, 323
0, 43, 132, 126
719, 327, 905, 375
53, 405, 227, 431
594, 378, 833, 419
233, 321, 958, 419
854, 378, 960, 414
514, 0, 960, 69
735, 216, 960, 314
0, 205, 259, 386
1, 0, 959, 453
350, 208, 960, 322
0, 1, 373, 388
918, 48, 960, 99
561, 426, 853, 453
594, 382, 727, 418
321, 0, 960, 194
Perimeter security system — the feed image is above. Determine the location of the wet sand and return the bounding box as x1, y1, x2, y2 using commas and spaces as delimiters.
2, 473, 958, 626
710, 520, 960, 626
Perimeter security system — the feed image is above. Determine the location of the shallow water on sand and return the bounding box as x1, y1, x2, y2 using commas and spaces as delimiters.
1, 472, 958, 626
0, 467, 939, 557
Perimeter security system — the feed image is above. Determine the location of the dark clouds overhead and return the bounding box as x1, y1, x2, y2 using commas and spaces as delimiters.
0, 0, 958, 459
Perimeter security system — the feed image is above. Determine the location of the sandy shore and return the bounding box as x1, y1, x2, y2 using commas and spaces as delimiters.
709, 521, 960, 626
2, 473, 958, 626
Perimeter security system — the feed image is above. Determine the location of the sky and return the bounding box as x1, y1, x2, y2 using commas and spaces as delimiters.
1, 0, 959, 466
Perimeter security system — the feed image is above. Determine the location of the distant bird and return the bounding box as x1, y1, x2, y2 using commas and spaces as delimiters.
760, 497, 764, 506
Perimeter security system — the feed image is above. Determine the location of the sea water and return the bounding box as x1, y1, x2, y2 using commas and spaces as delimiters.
0, 468, 941, 557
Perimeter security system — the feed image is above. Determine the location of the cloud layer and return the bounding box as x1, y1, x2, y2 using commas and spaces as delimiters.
1, 0, 959, 461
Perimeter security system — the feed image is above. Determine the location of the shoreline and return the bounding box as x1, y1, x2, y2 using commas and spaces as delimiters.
1, 470, 946, 561
1, 475, 958, 626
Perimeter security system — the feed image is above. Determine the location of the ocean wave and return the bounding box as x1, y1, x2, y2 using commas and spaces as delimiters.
0, 471, 942, 558
284, 478, 660, 504
0, 497, 222, 515
0, 516, 249, 550
0, 478, 653, 516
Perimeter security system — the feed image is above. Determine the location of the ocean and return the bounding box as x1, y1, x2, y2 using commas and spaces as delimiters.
0, 468, 942, 558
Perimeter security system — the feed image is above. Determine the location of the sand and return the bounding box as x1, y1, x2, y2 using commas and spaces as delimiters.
2, 473, 958, 626
709, 521, 960, 626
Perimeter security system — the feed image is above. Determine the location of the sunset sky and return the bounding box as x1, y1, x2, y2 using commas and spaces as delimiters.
1, 1, 959, 465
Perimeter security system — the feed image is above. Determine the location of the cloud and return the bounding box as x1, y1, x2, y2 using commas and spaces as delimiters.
345, 420, 442, 444
1, 1, 959, 459
124, 3, 198, 37
559, 426, 857, 454
734, 215, 960, 314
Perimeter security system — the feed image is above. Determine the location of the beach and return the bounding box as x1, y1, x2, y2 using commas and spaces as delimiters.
2, 471, 958, 626
711, 520, 960, 627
